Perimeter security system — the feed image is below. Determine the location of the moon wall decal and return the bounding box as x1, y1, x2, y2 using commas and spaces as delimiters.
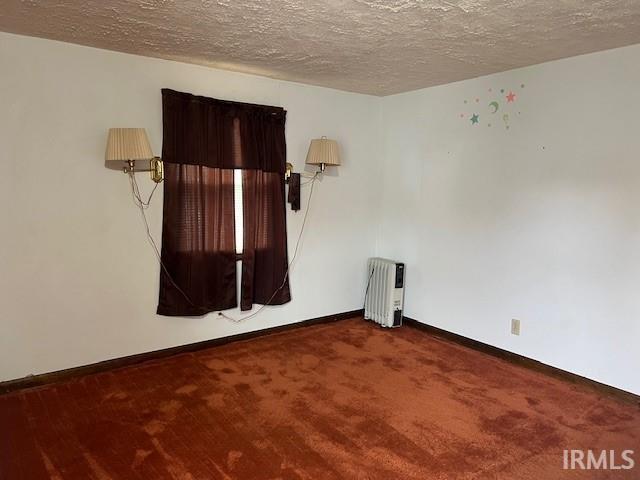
489, 101, 499, 114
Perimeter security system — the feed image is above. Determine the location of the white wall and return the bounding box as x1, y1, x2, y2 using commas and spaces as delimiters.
2, 31, 639, 396
378, 44, 640, 395
0, 32, 383, 381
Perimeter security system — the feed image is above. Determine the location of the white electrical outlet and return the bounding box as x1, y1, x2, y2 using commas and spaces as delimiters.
511, 319, 521, 336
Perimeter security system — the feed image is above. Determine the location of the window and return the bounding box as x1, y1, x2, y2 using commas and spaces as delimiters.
158, 88, 291, 315
233, 169, 244, 255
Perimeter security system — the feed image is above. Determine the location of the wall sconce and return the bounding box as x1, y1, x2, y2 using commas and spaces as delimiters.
284, 162, 293, 182
305, 137, 340, 173
105, 128, 163, 183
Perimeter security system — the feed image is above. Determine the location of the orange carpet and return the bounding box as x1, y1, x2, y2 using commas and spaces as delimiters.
1, 317, 639, 479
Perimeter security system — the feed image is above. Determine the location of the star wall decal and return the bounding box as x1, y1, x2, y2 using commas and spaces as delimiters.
459, 83, 525, 130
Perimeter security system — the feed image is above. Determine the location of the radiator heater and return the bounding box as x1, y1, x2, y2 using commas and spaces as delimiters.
364, 258, 405, 328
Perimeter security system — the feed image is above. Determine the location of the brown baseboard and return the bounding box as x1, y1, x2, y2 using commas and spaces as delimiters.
0, 309, 363, 395
403, 317, 640, 407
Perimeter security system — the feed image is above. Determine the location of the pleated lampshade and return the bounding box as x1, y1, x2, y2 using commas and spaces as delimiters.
105, 128, 154, 168
305, 137, 340, 169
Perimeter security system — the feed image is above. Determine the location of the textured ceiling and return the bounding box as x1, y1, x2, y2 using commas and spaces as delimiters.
2, 1, 640, 96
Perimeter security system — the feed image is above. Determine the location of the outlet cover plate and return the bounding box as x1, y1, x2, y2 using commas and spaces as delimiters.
511, 319, 521, 336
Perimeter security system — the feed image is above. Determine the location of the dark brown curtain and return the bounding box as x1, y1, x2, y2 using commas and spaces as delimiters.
241, 169, 291, 311
157, 89, 290, 316
157, 164, 237, 316
161, 89, 286, 172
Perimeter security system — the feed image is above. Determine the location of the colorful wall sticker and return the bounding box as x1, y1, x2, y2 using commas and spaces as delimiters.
459, 83, 525, 130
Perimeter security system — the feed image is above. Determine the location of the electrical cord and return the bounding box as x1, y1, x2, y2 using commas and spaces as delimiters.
129, 171, 196, 307
220, 172, 319, 323
300, 176, 317, 186
129, 171, 159, 209
129, 169, 319, 321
